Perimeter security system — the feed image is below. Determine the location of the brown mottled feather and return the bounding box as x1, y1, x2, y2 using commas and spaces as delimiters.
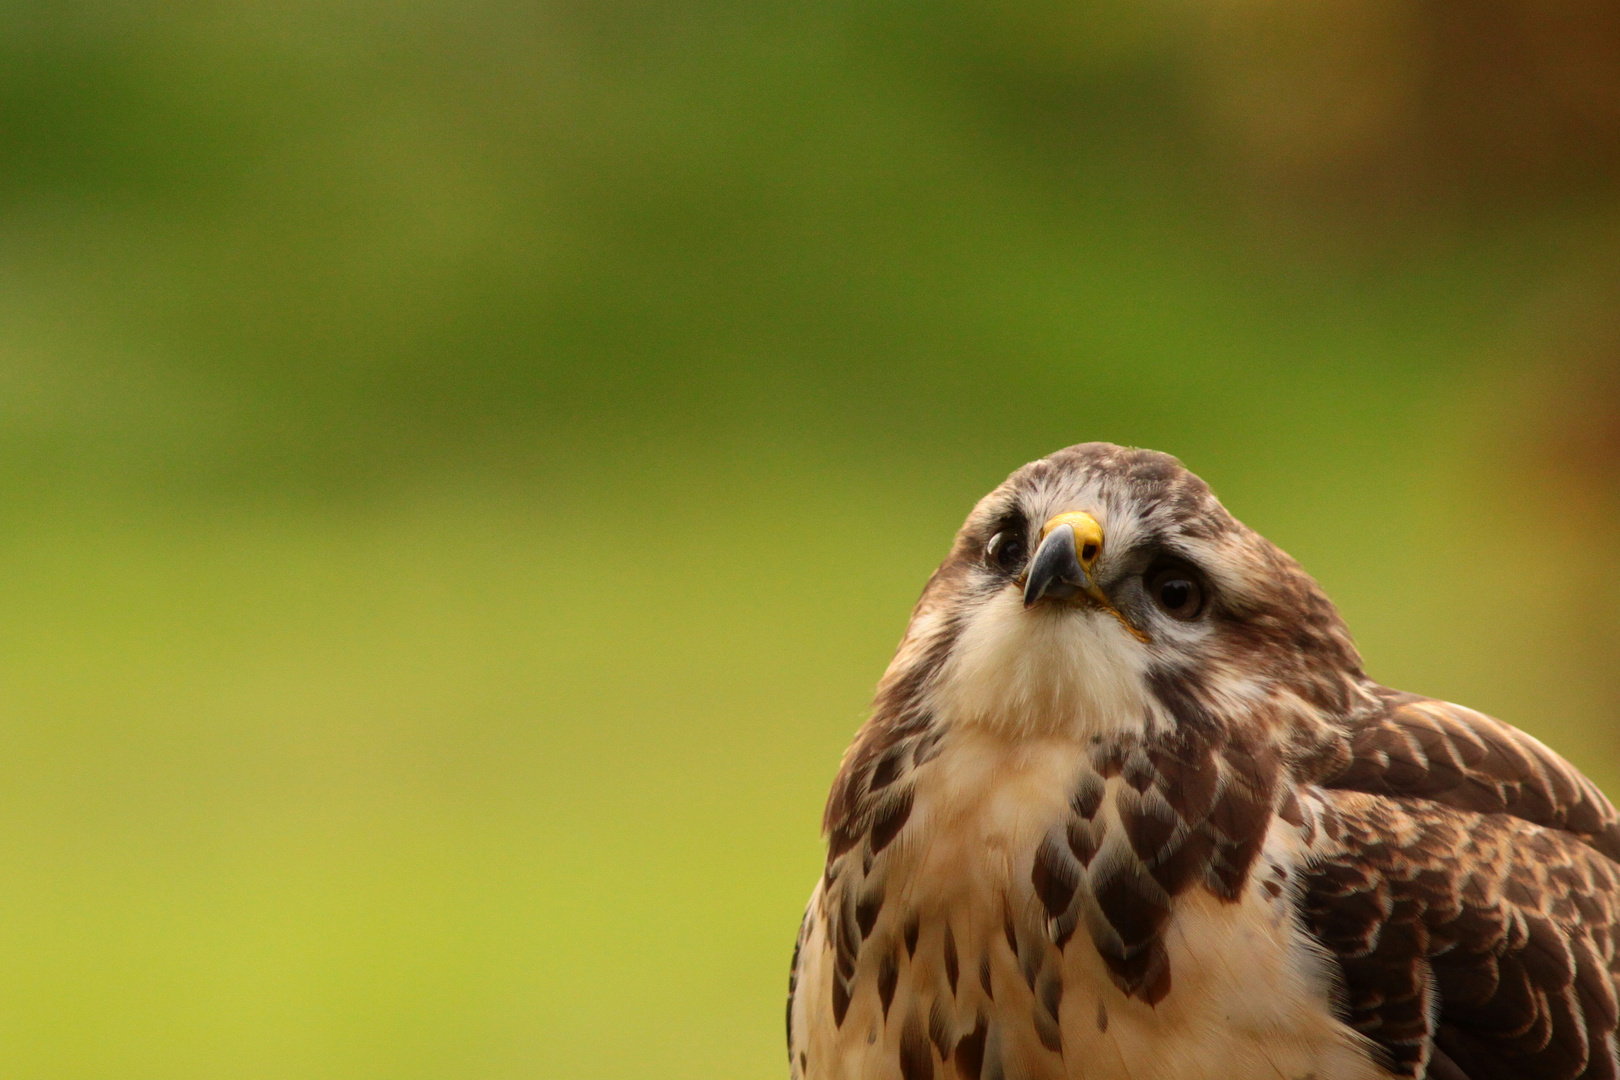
1322, 690, 1620, 862
1304, 789, 1620, 1080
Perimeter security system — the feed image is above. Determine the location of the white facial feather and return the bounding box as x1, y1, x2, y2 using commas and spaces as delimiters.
920, 461, 1295, 741
929, 586, 1151, 738
924, 472, 1164, 739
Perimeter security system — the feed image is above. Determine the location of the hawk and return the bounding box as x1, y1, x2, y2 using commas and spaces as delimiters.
787, 442, 1620, 1080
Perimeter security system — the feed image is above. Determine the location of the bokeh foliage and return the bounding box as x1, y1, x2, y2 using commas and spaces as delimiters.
1, 1, 1618, 1076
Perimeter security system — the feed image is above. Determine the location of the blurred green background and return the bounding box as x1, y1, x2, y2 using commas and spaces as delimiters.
3, 1, 1620, 1076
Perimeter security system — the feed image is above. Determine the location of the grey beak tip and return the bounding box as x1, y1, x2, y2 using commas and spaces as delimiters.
1023, 524, 1087, 609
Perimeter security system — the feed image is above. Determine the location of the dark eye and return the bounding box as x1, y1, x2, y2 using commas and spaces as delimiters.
985, 531, 1027, 573
1146, 565, 1204, 621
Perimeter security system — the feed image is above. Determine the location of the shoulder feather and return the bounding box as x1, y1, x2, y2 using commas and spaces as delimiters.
1320, 689, 1620, 861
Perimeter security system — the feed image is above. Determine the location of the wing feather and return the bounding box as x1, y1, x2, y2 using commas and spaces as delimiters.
1303, 789, 1620, 1080
1324, 690, 1620, 861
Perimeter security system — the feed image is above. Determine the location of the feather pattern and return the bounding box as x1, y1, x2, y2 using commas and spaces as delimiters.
788, 443, 1620, 1080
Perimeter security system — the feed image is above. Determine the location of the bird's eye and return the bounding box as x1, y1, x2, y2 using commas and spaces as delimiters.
1146, 565, 1204, 621
985, 531, 1027, 573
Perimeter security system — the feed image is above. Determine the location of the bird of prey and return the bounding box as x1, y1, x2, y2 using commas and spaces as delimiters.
787, 443, 1620, 1080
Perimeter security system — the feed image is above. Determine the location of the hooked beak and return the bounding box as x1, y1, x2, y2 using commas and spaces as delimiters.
1022, 512, 1104, 608
1020, 511, 1152, 642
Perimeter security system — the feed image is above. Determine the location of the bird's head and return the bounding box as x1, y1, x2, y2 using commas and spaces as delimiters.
878, 443, 1373, 742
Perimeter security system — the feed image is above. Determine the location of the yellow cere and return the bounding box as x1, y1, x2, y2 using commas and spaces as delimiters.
1041, 512, 1105, 565
1039, 511, 1153, 643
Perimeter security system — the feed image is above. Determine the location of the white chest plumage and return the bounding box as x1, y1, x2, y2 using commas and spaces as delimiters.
789, 731, 1385, 1080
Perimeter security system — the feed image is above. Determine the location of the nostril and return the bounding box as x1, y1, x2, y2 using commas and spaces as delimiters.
1081, 543, 1098, 561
